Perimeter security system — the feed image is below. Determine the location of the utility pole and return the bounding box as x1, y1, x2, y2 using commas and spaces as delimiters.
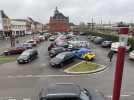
91, 17, 94, 32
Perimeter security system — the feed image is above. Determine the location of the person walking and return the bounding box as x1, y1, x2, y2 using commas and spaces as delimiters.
107, 50, 115, 62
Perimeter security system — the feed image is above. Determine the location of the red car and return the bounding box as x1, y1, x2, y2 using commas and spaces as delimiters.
32, 37, 41, 43
3, 47, 26, 55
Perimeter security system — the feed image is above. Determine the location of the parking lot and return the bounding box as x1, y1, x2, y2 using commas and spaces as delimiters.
0, 35, 134, 100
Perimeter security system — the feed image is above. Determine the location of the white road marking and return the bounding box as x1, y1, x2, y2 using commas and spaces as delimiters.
107, 94, 131, 98
41, 63, 46, 66
8, 99, 16, 100
22, 98, 31, 100
6, 74, 81, 78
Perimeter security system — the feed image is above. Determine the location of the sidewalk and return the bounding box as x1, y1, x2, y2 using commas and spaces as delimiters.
0, 35, 32, 53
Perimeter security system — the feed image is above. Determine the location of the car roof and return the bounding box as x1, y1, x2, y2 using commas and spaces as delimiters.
21, 49, 36, 54
58, 51, 72, 55
42, 83, 81, 98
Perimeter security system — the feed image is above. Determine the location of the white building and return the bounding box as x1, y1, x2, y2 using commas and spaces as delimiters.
0, 10, 11, 38
11, 19, 27, 36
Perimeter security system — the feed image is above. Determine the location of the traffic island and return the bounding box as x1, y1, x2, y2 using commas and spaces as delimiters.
0, 55, 17, 64
64, 61, 106, 74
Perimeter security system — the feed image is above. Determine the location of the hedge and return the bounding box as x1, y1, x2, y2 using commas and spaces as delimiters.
88, 31, 134, 50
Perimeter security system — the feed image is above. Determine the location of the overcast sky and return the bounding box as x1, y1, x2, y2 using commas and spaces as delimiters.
0, 0, 134, 24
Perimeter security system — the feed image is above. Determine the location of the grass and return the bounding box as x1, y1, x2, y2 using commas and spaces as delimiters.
66, 61, 101, 73
0, 55, 17, 64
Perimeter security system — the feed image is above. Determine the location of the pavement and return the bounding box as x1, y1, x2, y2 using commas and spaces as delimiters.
0, 36, 134, 100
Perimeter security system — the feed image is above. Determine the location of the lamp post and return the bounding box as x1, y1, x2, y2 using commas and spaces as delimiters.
112, 27, 129, 100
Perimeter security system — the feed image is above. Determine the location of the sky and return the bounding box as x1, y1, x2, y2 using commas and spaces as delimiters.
0, 0, 134, 24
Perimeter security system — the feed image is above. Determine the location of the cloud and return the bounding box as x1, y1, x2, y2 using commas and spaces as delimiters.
0, 0, 134, 24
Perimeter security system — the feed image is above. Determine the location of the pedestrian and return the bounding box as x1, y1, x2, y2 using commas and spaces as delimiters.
107, 50, 115, 62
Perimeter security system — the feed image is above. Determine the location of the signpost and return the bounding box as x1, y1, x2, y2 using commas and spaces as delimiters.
112, 27, 129, 100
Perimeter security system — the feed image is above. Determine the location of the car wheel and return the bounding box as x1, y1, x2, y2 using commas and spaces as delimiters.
90, 58, 94, 61
28, 59, 31, 62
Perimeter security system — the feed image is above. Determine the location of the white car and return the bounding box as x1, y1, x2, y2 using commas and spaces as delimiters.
129, 50, 134, 60
68, 41, 90, 48
111, 42, 131, 52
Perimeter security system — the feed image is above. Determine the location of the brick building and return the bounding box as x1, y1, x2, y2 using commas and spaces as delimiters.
49, 7, 70, 33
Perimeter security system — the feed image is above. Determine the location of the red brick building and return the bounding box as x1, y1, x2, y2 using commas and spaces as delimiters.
49, 7, 70, 32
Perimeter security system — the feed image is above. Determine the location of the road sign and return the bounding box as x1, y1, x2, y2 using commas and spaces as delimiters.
118, 27, 129, 35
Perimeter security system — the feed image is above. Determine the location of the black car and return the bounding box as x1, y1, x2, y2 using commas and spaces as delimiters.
49, 51, 75, 67
17, 49, 38, 64
101, 41, 112, 48
93, 37, 104, 44
39, 83, 106, 100
49, 47, 66, 58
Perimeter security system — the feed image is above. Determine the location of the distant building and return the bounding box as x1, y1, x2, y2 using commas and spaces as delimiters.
11, 19, 28, 36
11, 18, 44, 36
34, 21, 43, 33
49, 7, 70, 33
0, 10, 11, 38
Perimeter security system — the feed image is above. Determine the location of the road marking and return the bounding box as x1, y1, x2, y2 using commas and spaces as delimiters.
8, 99, 16, 100
22, 98, 31, 100
6, 74, 81, 78
41, 63, 47, 66
107, 94, 131, 98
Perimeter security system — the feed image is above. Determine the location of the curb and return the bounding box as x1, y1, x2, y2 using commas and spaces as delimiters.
64, 61, 107, 74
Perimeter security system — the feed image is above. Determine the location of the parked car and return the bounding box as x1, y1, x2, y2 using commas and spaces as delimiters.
68, 41, 90, 48
56, 41, 68, 48
90, 36, 97, 42
33, 37, 41, 43
82, 52, 96, 61
128, 50, 134, 60
3, 47, 26, 55
73, 48, 92, 60
49, 47, 66, 58
49, 51, 75, 67
17, 43, 32, 49
111, 42, 131, 52
101, 41, 112, 48
39, 83, 105, 100
38, 35, 45, 41
49, 35, 58, 41
93, 37, 104, 44
17, 49, 38, 64
26, 39, 37, 46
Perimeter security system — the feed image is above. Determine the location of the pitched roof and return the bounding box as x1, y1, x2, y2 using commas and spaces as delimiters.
0, 10, 9, 18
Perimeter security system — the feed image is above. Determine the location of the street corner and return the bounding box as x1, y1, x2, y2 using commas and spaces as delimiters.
64, 61, 107, 74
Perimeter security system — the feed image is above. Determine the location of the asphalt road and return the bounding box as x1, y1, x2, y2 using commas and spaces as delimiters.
0, 36, 134, 100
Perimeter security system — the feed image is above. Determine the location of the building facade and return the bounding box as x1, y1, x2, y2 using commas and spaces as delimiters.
49, 7, 70, 32
11, 19, 28, 36
0, 10, 11, 38
34, 21, 43, 33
